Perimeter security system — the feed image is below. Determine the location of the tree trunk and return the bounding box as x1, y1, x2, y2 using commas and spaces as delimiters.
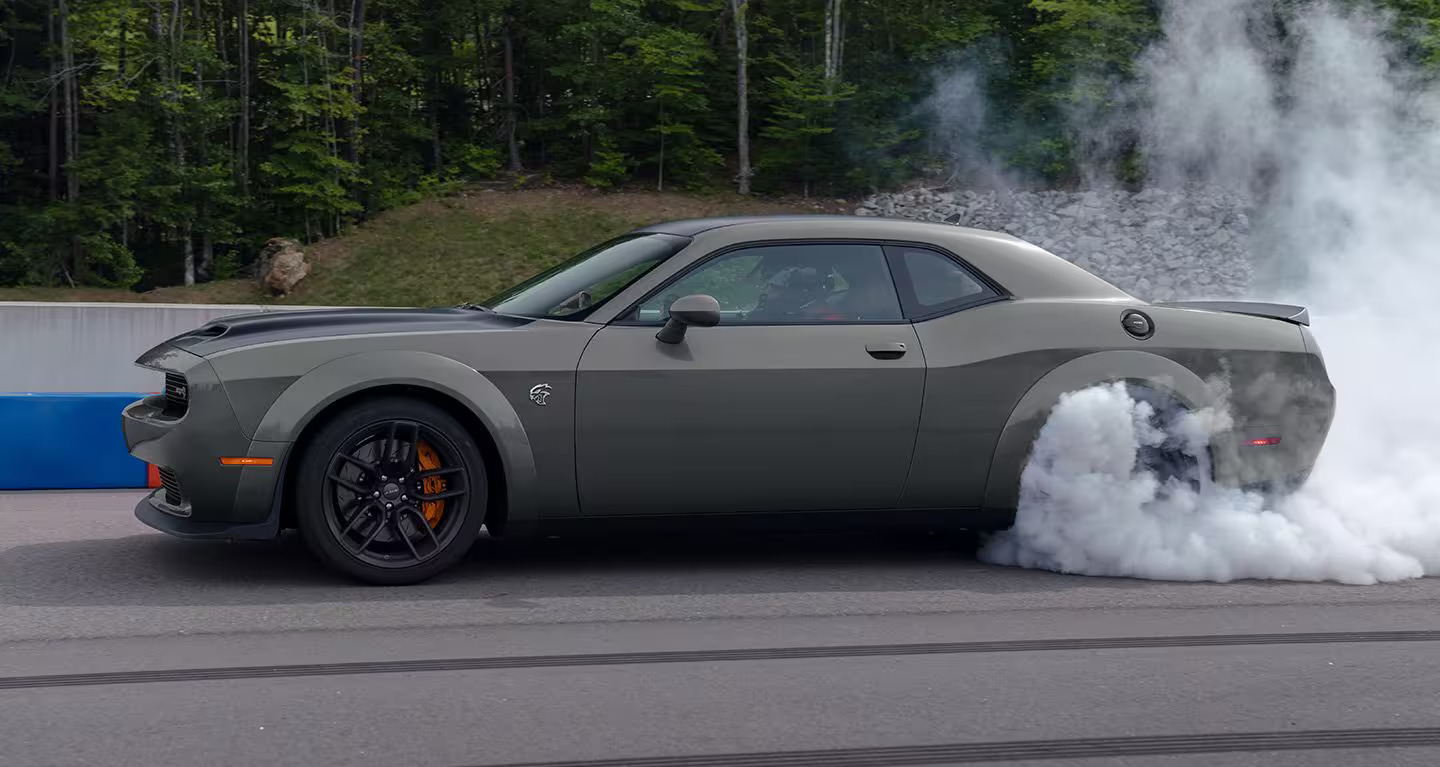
57, 0, 78, 203
316, 1, 340, 233
47, 1, 58, 202
213, 5, 227, 155
348, 0, 366, 167
182, 227, 195, 286
430, 67, 442, 172
824, 0, 834, 83
57, 0, 80, 276
200, 232, 213, 282
238, 0, 250, 196
432, 110, 443, 171
730, 0, 751, 195
474, 7, 490, 132
167, 0, 191, 285
425, 13, 442, 173
2, 11, 17, 87
503, 14, 521, 172
193, 0, 209, 267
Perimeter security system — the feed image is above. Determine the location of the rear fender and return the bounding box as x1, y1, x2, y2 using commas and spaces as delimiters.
981, 350, 1216, 510
254, 350, 539, 529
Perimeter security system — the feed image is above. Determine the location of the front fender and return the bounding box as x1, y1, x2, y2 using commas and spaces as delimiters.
255, 350, 540, 528
981, 350, 1216, 510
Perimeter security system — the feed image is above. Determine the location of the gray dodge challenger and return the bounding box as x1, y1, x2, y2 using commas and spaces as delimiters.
122, 216, 1335, 584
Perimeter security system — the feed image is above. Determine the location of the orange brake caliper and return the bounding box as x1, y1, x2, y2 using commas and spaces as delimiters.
415, 440, 447, 527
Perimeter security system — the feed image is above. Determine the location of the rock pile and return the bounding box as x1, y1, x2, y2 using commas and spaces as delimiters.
855, 188, 1253, 300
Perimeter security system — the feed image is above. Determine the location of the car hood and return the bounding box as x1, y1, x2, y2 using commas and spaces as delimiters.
161, 307, 535, 356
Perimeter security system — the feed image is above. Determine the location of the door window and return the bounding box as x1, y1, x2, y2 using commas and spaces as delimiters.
890, 246, 998, 318
633, 243, 903, 324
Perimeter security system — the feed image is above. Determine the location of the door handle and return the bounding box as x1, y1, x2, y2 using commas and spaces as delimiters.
866, 341, 907, 360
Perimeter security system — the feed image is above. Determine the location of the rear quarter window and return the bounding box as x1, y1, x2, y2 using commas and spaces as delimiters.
887, 245, 1000, 319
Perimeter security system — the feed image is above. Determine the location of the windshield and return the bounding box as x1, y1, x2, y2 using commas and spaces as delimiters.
485, 233, 690, 320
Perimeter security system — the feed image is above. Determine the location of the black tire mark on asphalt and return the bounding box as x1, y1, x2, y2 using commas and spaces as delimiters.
3, 629, 1438, 691
470, 728, 1440, 766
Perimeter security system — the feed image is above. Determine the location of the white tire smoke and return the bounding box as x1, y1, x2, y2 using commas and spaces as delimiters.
977, 0, 1440, 584
980, 382, 1438, 584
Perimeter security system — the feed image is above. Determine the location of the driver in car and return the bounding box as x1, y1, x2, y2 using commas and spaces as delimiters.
750, 260, 847, 321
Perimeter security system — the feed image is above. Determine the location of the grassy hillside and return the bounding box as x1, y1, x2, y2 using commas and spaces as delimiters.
0, 189, 848, 307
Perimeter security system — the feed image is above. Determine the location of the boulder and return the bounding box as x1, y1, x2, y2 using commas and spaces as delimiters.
257, 237, 311, 296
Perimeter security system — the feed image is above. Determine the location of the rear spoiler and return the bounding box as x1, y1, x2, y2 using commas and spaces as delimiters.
1158, 301, 1310, 326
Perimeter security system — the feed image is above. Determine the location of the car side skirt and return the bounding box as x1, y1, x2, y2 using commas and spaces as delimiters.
533, 508, 1017, 537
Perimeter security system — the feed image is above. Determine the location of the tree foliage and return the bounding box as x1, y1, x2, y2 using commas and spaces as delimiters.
1, 0, 1438, 289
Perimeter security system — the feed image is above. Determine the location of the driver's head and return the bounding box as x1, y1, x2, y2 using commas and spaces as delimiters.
760, 261, 829, 312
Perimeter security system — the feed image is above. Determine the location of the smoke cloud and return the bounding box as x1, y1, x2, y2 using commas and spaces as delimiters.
920, 60, 1019, 192
978, 0, 1440, 583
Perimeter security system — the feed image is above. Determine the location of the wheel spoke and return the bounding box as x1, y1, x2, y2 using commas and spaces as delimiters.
335, 452, 376, 473
327, 473, 369, 496
340, 500, 374, 535
391, 514, 424, 561
383, 421, 399, 463
415, 487, 466, 502
402, 422, 421, 475
352, 514, 385, 553
417, 466, 463, 479
399, 505, 442, 548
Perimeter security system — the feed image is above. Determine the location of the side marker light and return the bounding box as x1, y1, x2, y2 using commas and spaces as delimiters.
219, 457, 275, 466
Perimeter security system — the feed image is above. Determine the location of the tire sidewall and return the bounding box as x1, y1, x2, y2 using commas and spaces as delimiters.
296, 397, 489, 585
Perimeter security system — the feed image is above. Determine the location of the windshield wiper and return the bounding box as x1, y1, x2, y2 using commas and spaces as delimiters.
457, 302, 490, 312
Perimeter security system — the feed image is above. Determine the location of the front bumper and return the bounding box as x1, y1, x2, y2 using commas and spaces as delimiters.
133, 490, 284, 540
122, 345, 290, 540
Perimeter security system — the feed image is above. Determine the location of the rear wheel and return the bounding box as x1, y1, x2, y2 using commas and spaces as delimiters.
296, 396, 488, 585
1127, 384, 1210, 493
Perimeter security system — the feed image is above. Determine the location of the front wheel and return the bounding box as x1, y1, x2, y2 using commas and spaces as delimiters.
295, 396, 488, 585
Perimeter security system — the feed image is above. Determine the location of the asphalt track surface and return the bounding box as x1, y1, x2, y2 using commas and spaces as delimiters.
4, 492, 1440, 767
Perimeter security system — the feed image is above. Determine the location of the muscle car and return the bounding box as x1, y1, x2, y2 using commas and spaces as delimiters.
122, 216, 1335, 583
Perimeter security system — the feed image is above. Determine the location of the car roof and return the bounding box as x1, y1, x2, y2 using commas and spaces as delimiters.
630, 214, 1135, 302
634, 214, 998, 239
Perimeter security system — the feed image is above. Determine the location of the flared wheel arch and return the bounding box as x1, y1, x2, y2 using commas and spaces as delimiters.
980, 350, 1219, 512
279, 385, 510, 537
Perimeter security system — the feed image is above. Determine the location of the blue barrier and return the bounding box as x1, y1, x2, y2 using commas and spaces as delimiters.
0, 393, 150, 490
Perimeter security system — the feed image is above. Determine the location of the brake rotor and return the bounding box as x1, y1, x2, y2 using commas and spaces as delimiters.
415, 440, 447, 527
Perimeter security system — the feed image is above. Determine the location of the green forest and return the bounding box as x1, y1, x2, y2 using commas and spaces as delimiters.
1, 0, 1437, 291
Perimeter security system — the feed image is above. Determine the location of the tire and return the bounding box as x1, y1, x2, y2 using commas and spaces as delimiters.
295, 396, 489, 585
1126, 384, 1209, 493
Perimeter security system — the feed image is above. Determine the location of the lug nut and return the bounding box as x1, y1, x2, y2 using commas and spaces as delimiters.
401, 495, 408, 501
372, 491, 380, 498
381, 475, 388, 481
385, 503, 393, 510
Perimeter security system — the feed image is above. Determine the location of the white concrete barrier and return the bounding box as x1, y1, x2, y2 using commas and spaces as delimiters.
0, 301, 330, 393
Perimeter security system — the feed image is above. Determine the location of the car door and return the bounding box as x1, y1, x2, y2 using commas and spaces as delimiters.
882, 243, 1028, 510
574, 241, 925, 516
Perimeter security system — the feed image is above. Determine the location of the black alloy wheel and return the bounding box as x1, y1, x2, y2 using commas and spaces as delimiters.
1127, 384, 1210, 494
297, 397, 488, 585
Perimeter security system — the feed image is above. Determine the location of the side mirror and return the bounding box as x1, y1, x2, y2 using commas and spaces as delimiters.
656, 294, 721, 344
